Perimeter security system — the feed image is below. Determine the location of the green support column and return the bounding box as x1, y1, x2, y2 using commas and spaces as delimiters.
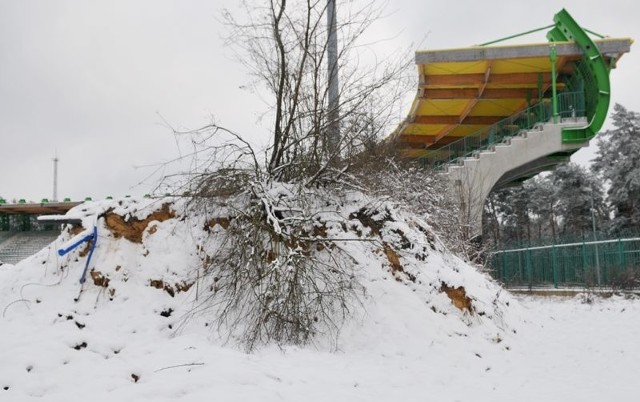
550, 44, 559, 123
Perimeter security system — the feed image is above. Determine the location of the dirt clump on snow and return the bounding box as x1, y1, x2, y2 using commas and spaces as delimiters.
349, 207, 392, 236
90, 270, 110, 288
104, 204, 175, 243
205, 217, 232, 231
383, 244, 417, 283
78, 239, 94, 257
68, 224, 86, 236
441, 283, 473, 313
149, 279, 193, 298
383, 243, 403, 273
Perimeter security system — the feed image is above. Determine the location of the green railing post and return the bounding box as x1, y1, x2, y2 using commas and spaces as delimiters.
550, 44, 559, 123
518, 251, 523, 285
526, 247, 533, 290
618, 238, 625, 266
502, 252, 508, 285
581, 241, 588, 285
552, 245, 559, 288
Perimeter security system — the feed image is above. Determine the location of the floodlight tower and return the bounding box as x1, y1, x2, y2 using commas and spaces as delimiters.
52, 153, 59, 202
327, 0, 340, 153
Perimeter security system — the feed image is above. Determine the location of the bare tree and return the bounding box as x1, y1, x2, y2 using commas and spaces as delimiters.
160, 0, 413, 351
221, 0, 411, 182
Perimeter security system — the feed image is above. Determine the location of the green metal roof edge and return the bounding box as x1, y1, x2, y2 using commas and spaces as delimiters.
547, 8, 612, 143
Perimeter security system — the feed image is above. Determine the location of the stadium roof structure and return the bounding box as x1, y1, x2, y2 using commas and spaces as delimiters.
396, 9, 633, 159
0, 201, 82, 216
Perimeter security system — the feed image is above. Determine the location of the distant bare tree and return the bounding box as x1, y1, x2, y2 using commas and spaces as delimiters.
347, 145, 485, 264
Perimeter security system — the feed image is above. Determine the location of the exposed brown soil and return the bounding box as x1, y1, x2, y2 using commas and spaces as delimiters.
79, 239, 93, 257
149, 279, 194, 298
441, 283, 473, 313
205, 217, 232, 231
312, 223, 328, 238
68, 225, 85, 236
383, 243, 416, 283
104, 204, 175, 243
90, 270, 110, 288
384, 243, 403, 273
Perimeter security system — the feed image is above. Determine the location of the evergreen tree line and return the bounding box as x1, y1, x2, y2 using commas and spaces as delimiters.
484, 104, 640, 248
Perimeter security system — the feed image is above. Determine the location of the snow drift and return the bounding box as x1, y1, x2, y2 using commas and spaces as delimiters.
0, 193, 520, 400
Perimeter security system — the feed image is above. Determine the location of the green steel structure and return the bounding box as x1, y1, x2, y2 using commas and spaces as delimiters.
394, 9, 637, 284
483, 11, 636, 288
548, 9, 614, 144
397, 9, 632, 180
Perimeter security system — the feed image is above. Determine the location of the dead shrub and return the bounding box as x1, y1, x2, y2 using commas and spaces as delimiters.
192, 183, 365, 351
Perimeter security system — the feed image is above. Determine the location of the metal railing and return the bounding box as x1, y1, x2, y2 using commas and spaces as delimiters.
421, 91, 586, 168
490, 236, 640, 289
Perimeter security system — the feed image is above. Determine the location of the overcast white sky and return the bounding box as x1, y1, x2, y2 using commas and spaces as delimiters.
1, 0, 638, 202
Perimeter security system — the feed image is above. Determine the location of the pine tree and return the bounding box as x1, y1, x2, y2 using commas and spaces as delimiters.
484, 163, 607, 245
486, 185, 532, 246
528, 174, 557, 241
592, 104, 640, 233
550, 163, 605, 238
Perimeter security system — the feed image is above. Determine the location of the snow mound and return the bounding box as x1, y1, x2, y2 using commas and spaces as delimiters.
0, 194, 520, 400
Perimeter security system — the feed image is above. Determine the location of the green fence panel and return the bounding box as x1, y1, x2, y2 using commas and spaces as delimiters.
490, 235, 640, 288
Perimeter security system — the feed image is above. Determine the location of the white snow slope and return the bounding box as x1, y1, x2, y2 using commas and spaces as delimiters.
1, 197, 639, 401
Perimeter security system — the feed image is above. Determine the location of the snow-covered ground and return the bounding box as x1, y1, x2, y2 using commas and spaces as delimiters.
1, 198, 639, 401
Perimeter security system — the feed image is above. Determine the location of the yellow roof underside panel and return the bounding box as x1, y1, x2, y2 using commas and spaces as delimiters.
416, 99, 470, 116
448, 125, 490, 137
425, 56, 552, 76
425, 60, 488, 75
491, 57, 552, 74
468, 99, 527, 116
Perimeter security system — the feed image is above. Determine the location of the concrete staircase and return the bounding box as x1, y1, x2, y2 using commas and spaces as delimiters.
0, 231, 60, 265
445, 117, 589, 238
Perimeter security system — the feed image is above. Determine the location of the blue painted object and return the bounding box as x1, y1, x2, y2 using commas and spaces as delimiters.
57, 225, 98, 284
